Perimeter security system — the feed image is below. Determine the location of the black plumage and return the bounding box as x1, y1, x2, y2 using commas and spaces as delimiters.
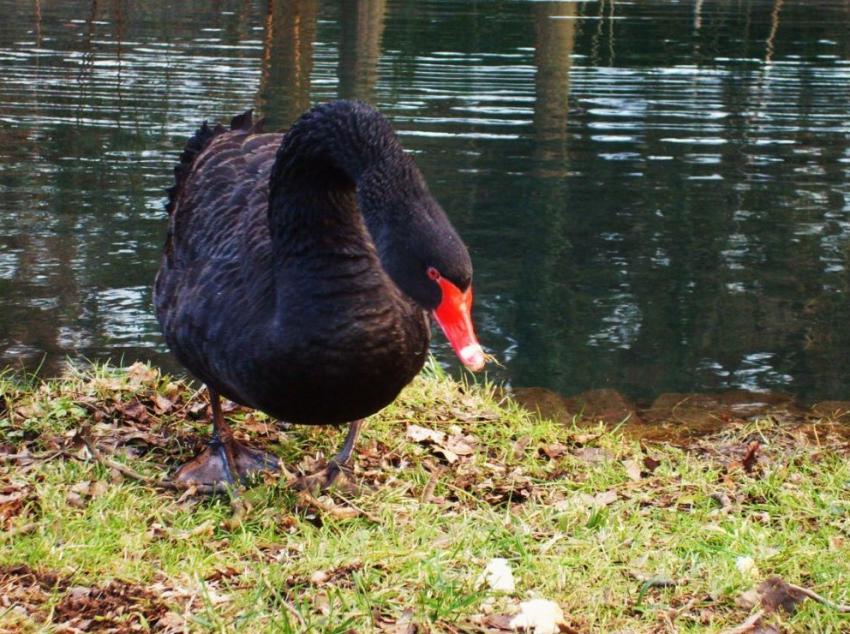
154, 100, 479, 487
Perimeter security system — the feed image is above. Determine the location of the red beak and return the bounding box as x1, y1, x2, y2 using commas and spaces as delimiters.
432, 276, 486, 371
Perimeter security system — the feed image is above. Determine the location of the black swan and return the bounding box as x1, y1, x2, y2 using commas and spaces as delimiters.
154, 100, 485, 488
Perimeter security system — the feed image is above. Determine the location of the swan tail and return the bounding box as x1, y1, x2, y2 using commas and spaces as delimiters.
230, 109, 267, 134
165, 109, 265, 216
166, 120, 224, 215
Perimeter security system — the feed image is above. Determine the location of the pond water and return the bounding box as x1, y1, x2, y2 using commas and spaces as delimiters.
1, 0, 850, 403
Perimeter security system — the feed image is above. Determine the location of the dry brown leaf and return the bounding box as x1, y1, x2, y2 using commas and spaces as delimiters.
433, 447, 459, 464
828, 535, 845, 552
736, 588, 761, 610
758, 576, 808, 614
512, 437, 531, 459
153, 394, 173, 414
127, 362, 158, 387
572, 447, 611, 464
157, 611, 187, 634
241, 414, 273, 435
375, 608, 418, 634
728, 441, 760, 474
0, 485, 31, 527
406, 424, 445, 444
90, 480, 109, 498
444, 433, 477, 456
559, 489, 617, 511
742, 441, 760, 474
622, 459, 642, 482
188, 400, 208, 418
66, 491, 86, 509
120, 399, 149, 423
642, 454, 661, 473
540, 443, 568, 460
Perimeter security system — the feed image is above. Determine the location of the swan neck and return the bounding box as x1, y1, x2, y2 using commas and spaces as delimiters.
268, 101, 418, 249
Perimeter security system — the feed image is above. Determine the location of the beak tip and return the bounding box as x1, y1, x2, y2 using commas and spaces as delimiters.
459, 343, 486, 372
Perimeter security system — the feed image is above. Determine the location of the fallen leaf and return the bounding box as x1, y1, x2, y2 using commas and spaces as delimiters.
157, 612, 186, 633
90, 480, 109, 498
742, 441, 760, 474
313, 591, 331, 615
509, 599, 566, 634
444, 433, 477, 456
736, 588, 761, 610
310, 570, 330, 585
0, 485, 31, 527
622, 459, 642, 482
175, 519, 215, 539
556, 489, 618, 511
66, 491, 86, 509
736, 556, 759, 577
478, 614, 514, 630
478, 558, 516, 593
593, 490, 618, 507
187, 400, 208, 418
433, 447, 459, 464
375, 608, 417, 634
512, 437, 531, 459
126, 362, 158, 387
204, 566, 241, 582
241, 414, 273, 435
120, 400, 149, 423
540, 443, 568, 460
406, 424, 445, 445
642, 454, 661, 473
153, 394, 173, 414
70, 481, 92, 495
758, 576, 808, 614
572, 447, 611, 464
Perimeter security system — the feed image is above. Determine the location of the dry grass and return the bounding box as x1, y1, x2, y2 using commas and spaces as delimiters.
1, 361, 849, 633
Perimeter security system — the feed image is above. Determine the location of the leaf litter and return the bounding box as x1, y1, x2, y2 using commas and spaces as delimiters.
2, 363, 850, 631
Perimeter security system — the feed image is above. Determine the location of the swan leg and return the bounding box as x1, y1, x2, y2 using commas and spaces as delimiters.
173, 388, 279, 487
292, 419, 363, 492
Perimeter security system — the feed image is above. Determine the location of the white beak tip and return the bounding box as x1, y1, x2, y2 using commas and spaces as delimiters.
459, 343, 486, 371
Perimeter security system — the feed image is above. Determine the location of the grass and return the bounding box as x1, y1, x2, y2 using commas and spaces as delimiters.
0, 361, 849, 632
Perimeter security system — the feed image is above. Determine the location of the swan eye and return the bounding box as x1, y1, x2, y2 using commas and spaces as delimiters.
427, 267, 440, 281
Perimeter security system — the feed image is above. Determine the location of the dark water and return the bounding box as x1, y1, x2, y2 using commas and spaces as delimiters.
1, 0, 850, 403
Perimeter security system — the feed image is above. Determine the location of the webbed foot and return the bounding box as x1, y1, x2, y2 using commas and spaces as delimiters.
173, 436, 279, 487
290, 458, 351, 494
288, 420, 364, 494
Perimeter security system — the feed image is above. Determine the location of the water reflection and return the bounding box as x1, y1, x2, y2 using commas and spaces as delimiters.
1, 0, 850, 403
257, 0, 317, 128
513, 2, 578, 387
338, 0, 386, 101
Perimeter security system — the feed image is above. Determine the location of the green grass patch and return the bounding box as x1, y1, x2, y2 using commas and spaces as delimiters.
1, 361, 849, 632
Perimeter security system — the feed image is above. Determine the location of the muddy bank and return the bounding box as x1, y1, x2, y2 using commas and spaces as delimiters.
509, 386, 850, 443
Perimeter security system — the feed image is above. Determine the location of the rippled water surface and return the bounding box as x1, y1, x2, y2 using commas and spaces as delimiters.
2, 0, 850, 402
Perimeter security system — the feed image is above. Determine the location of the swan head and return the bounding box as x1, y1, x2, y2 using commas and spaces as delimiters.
370, 191, 485, 372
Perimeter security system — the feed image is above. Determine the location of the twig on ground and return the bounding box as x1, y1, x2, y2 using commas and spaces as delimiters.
80, 430, 160, 486
420, 465, 442, 503
1, 450, 65, 465
80, 428, 227, 496
783, 580, 850, 613
0, 522, 37, 541
295, 490, 366, 521
281, 599, 306, 629
719, 610, 764, 634
333, 492, 381, 524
